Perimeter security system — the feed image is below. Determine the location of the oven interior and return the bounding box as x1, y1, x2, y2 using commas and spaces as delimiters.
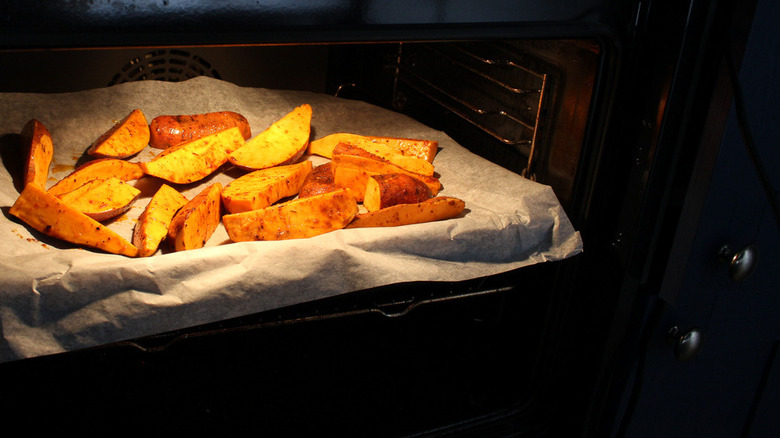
1, 38, 607, 437
1, 39, 599, 208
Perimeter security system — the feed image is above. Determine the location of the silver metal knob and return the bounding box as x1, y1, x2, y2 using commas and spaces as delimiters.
718, 244, 759, 282
667, 326, 704, 362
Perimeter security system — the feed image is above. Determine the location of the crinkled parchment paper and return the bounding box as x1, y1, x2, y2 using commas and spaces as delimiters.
0, 77, 582, 363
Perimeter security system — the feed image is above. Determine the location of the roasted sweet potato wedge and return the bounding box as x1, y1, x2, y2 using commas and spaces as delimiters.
223, 188, 358, 242
132, 184, 189, 257
57, 177, 141, 221
308, 132, 438, 163
47, 158, 144, 197
363, 173, 433, 212
20, 118, 54, 189
227, 104, 311, 171
167, 183, 223, 251
149, 110, 251, 149
331, 149, 441, 202
9, 183, 138, 257
346, 196, 465, 229
298, 162, 338, 199
311, 135, 435, 175
87, 109, 150, 159
139, 126, 245, 184
221, 160, 313, 214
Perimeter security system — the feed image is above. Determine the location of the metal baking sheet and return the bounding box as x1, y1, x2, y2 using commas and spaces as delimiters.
0, 77, 582, 363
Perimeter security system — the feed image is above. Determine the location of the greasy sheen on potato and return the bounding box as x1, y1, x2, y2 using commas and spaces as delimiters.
308, 132, 438, 163
87, 109, 150, 159
346, 196, 465, 229
223, 188, 358, 242
363, 173, 433, 212
227, 104, 311, 171
314, 137, 434, 176
47, 158, 144, 197
133, 184, 189, 257
20, 118, 54, 189
149, 110, 252, 149
167, 183, 223, 251
221, 160, 313, 214
56, 177, 141, 222
298, 162, 338, 199
140, 126, 245, 184
331, 146, 441, 202
9, 183, 139, 257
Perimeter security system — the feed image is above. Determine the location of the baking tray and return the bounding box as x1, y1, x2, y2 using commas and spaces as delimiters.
0, 77, 582, 363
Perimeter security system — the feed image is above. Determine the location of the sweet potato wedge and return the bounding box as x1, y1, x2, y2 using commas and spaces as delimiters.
87, 109, 150, 159
346, 196, 465, 229
167, 183, 223, 251
9, 183, 138, 257
57, 177, 141, 221
363, 173, 433, 212
298, 162, 338, 199
139, 126, 245, 184
132, 184, 189, 257
221, 160, 313, 214
47, 158, 144, 197
20, 118, 54, 189
227, 104, 311, 171
308, 133, 438, 163
331, 150, 441, 202
311, 135, 435, 175
149, 110, 251, 149
223, 188, 358, 242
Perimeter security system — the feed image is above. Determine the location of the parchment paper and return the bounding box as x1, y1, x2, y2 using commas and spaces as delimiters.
0, 77, 582, 363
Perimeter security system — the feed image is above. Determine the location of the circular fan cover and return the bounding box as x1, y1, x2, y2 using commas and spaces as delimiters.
108, 49, 221, 86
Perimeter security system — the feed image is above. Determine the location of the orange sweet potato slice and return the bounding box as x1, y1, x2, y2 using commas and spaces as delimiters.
308, 132, 438, 163
47, 158, 144, 197
298, 162, 338, 199
221, 160, 313, 214
149, 110, 251, 149
331, 146, 441, 202
346, 196, 465, 229
57, 177, 141, 221
363, 173, 433, 212
223, 188, 358, 242
227, 104, 311, 171
139, 126, 245, 184
167, 183, 223, 251
9, 183, 138, 257
310, 134, 435, 175
20, 119, 54, 189
87, 109, 150, 159
132, 184, 189, 257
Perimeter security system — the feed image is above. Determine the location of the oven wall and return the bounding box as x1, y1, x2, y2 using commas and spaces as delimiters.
0, 46, 331, 94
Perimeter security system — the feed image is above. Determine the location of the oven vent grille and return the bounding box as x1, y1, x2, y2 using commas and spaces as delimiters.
107, 49, 221, 86
394, 42, 548, 178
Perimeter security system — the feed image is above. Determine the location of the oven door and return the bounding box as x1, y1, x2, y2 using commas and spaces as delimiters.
615, 0, 780, 436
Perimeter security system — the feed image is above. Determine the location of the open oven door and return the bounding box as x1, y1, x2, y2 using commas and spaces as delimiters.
614, 0, 780, 436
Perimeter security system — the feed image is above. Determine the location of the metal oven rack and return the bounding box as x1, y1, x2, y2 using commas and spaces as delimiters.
392, 41, 549, 180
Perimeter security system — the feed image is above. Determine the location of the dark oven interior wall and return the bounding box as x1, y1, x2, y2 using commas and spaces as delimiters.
0, 45, 333, 94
